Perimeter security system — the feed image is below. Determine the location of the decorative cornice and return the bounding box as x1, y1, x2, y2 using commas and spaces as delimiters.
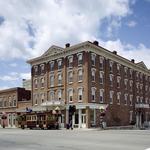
27, 41, 150, 75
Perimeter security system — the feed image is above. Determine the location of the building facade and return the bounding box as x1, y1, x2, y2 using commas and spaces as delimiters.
27, 41, 150, 128
0, 87, 31, 127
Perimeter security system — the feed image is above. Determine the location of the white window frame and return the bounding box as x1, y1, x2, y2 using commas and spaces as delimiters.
129, 95, 133, 106
77, 53, 83, 66
68, 55, 73, 68
99, 89, 104, 103
91, 68, 96, 82
117, 92, 121, 105
78, 68, 83, 82
50, 91, 54, 101
68, 88, 73, 102
91, 53, 96, 66
124, 94, 128, 105
50, 74, 54, 87
58, 73, 62, 85
109, 60, 113, 72
109, 91, 114, 104
57, 59, 62, 70
99, 56, 104, 69
78, 87, 83, 102
109, 74, 113, 87
100, 71, 104, 84
68, 71, 73, 83
50, 61, 54, 72
91, 87, 96, 102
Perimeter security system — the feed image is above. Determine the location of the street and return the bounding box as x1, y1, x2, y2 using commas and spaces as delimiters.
0, 128, 150, 150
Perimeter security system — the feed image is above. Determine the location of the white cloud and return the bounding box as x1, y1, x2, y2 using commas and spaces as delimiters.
0, 72, 31, 82
126, 20, 137, 27
0, 86, 10, 90
9, 63, 18, 67
100, 39, 150, 68
0, 0, 132, 59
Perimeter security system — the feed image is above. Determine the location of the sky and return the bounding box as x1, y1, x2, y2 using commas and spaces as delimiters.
0, 0, 150, 90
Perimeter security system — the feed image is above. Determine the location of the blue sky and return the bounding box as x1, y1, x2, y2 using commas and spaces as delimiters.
0, 0, 150, 89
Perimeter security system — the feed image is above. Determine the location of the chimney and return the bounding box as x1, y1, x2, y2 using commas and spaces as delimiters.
93, 41, 99, 46
131, 59, 135, 63
112, 51, 117, 55
65, 43, 70, 48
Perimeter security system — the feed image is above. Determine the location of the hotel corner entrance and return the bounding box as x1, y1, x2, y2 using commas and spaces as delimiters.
72, 109, 87, 128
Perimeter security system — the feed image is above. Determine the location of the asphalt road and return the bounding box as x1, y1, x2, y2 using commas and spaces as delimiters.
0, 128, 150, 150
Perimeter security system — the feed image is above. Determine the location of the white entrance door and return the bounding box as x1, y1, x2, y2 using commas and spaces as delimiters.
60, 115, 64, 128
81, 114, 86, 128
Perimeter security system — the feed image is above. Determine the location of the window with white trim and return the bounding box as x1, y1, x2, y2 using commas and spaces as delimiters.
78, 69, 83, 82
68, 56, 73, 68
50, 74, 54, 87
136, 96, 139, 103
40, 77, 44, 88
57, 59, 62, 70
124, 94, 128, 105
124, 79, 128, 90
50, 91, 54, 101
91, 87, 96, 102
109, 74, 113, 87
136, 82, 139, 93
91, 53, 96, 66
0, 97, 2, 107
68, 88, 73, 102
124, 67, 128, 77
50, 61, 54, 72
136, 72, 139, 80
129, 111, 133, 123
40, 64, 45, 73
140, 73, 143, 80
91, 69, 96, 82
129, 80, 133, 91
140, 84, 143, 93
99, 56, 104, 69
34, 94, 38, 105
140, 97, 143, 103
58, 73, 62, 85
109, 60, 113, 72
117, 92, 121, 105
68, 71, 73, 83
58, 90, 62, 100
13, 95, 16, 107
41, 93, 45, 103
117, 76, 121, 88
78, 88, 83, 102
129, 95, 133, 106
117, 64, 121, 74
99, 89, 104, 103
8, 96, 13, 107
109, 91, 114, 104
77, 53, 83, 66
34, 78, 38, 89
100, 71, 104, 84
34, 66, 38, 75
129, 69, 133, 78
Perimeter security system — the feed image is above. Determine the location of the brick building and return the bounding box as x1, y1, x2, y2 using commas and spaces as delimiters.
27, 41, 150, 128
0, 87, 31, 127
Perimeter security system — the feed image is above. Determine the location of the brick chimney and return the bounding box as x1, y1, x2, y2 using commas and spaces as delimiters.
93, 41, 99, 46
65, 43, 70, 48
112, 51, 117, 55
131, 59, 135, 63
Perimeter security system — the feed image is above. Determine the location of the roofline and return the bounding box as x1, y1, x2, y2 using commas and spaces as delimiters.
0, 87, 26, 93
26, 40, 150, 73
